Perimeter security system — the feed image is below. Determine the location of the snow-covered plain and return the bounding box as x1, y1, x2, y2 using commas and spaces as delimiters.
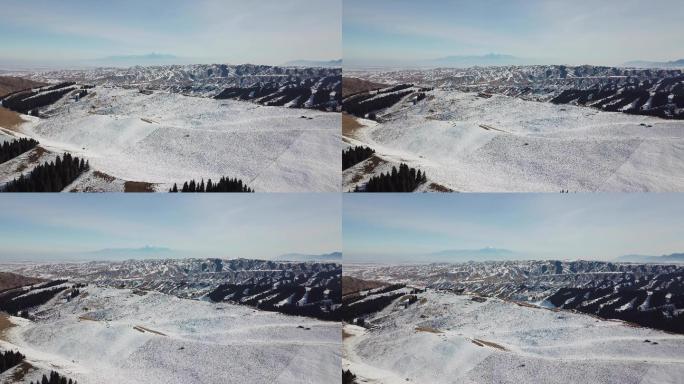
346, 89, 684, 192
1, 285, 340, 384
11, 86, 341, 192
344, 290, 684, 384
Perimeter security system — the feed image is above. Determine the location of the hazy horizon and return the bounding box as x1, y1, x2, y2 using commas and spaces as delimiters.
344, 0, 684, 68
0, 194, 341, 262
343, 194, 684, 263
0, 0, 341, 68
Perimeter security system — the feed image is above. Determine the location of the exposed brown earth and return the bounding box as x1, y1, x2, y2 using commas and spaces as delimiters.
0, 76, 46, 98
26, 146, 47, 164
426, 182, 454, 192
472, 338, 508, 351
0, 313, 14, 338
349, 155, 388, 185
92, 171, 116, 182
0, 107, 27, 130
4, 361, 36, 383
12, 146, 49, 173
124, 181, 156, 192
415, 326, 443, 334
342, 77, 388, 98
342, 113, 364, 139
342, 276, 387, 296
0, 271, 43, 291
133, 325, 167, 336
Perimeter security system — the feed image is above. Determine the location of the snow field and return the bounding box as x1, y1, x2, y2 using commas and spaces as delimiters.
4, 286, 340, 384
344, 290, 684, 384
350, 89, 684, 192
17, 87, 341, 192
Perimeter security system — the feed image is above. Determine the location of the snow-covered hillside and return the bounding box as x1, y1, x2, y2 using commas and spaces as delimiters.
347, 65, 684, 119
3, 86, 340, 192
0, 285, 340, 384
4, 258, 342, 321
342, 87, 684, 192
10, 64, 341, 108
344, 290, 684, 384
344, 261, 684, 334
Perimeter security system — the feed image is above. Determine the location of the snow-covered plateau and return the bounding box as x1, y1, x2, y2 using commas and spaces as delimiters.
0, 63, 342, 192
343, 289, 684, 384
343, 66, 684, 192
1, 85, 340, 191
0, 285, 341, 384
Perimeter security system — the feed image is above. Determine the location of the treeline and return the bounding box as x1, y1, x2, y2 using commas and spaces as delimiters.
2, 83, 76, 114
343, 146, 375, 170
342, 291, 405, 322
2, 153, 89, 192
359, 163, 426, 192
343, 369, 357, 384
0, 138, 39, 164
548, 286, 684, 334
0, 350, 25, 374
207, 275, 342, 321
551, 81, 684, 119
30, 371, 77, 384
343, 90, 413, 118
342, 284, 406, 307
213, 76, 341, 111
169, 177, 253, 192
0, 285, 68, 315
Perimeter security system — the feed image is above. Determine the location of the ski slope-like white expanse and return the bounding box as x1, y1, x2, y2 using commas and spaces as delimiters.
1, 286, 340, 384
344, 290, 684, 384
15, 87, 341, 192
354, 90, 684, 192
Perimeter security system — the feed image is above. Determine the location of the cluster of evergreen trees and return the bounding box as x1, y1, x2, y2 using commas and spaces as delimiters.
0, 138, 39, 164
342, 291, 405, 322
0, 350, 25, 374
342, 369, 357, 384
343, 90, 413, 118
2, 153, 89, 192
359, 163, 426, 192
0, 286, 67, 315
30, 371, 77, 384
548, 286, 684, 334
169, 177, 253, 192
343, 146, 375, 170
2, 83, 76, 114
342, 284, 406, 307
207, 272, 342, 321
213, 76, 340, 110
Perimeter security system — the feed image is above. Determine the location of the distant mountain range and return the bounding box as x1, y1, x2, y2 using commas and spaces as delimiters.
284, 59, 342, 68
87, 246, 177, 260
274, 251, 342, 262
427, 247, 519, 262
616, 252, 684, 263
90, 53, 195, 67
623, 59, 684, 68
428, 53, 527, 67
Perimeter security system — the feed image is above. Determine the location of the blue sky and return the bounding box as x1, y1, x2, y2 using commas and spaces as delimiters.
344, 0, 684, 67
0, 194, 341, 261
343, 194, 684, 263
0, 0, 340, 67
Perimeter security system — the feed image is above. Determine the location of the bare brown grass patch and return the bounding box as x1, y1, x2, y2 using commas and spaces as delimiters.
0, 107, 26, 131
133, 325, 167, 336
124, 181, 156, 192
342, 113, 364, 139
472, 338, 508, 351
